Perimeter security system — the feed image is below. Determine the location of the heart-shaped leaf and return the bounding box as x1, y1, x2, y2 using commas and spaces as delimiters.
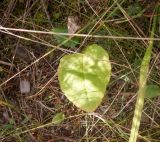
145, 85, 160, 99
58, 44, 111, 112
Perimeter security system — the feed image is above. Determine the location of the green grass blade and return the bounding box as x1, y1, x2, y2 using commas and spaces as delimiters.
129, 6, 159, 142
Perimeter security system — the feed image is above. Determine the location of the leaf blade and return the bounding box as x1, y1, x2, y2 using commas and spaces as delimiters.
52, 27, 80, 48
52, 112, 65, 124
58, 44, 111, 112
145, 85, 160, 99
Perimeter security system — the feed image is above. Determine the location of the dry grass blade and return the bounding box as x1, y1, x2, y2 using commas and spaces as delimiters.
1, 26, 160, 41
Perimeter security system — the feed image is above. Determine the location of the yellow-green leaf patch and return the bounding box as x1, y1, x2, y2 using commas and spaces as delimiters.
58, 44, 111, 112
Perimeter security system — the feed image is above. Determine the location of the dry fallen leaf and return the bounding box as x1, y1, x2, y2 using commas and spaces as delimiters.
67, 16, 80, 36
20, 79, 30, 93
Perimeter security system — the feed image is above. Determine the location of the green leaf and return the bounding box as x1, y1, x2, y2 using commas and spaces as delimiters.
58, 44, 111, 112
52, 27, 80, 48
53, 12, 61, 19
52, 112, 65, 124
145, 85, 160, 99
